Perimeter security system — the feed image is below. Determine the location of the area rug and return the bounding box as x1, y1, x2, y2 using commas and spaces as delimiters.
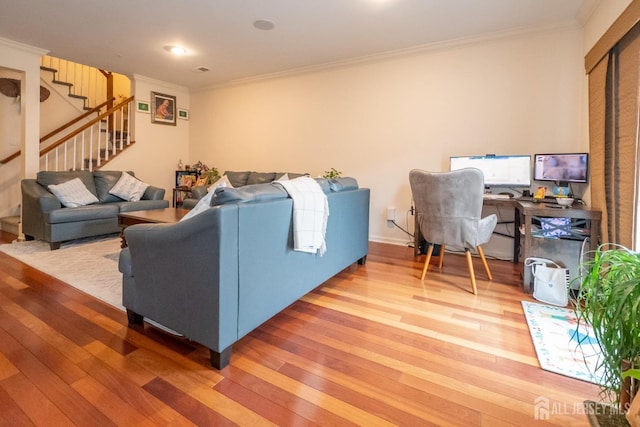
0, 235, 124, 309
522, 300, 604, 385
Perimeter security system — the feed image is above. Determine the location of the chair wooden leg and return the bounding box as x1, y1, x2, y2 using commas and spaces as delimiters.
464, 249, 478, 295
438, 244, 445, 270
421, 244, 434, 280
477, 245, 492, 280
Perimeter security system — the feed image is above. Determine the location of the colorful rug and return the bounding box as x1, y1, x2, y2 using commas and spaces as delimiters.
521, 300, 604, 385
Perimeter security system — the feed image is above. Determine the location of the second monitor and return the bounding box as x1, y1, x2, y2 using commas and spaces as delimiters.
449, 154, 531, 188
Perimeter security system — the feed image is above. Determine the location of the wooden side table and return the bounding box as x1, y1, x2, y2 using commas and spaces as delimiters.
172, 186, 192, 207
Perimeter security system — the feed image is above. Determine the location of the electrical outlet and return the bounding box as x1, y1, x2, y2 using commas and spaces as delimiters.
387, 207, 396, 221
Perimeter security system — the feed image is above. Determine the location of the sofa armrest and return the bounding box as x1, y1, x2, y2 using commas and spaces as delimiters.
142, 185, 165, 200
22, 179, 62, 239
122, 205, 240, 353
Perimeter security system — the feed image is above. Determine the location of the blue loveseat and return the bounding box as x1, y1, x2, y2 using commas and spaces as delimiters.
118, 178, 370, 369
21, 170, 168, 249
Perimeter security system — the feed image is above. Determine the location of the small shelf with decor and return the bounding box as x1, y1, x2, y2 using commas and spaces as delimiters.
173, 170, 199, 207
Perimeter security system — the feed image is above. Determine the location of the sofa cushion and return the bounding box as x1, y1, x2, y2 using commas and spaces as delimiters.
314, 178, 331, 193
329, 177, 359, 192
45, 203, 119, 224
208, 175, 234, 192
47, 177, 100, 208
223, 171, 251, 187
212, 183, 288, 206
94, 170, 135, 203
247, 172, 276, 185
109, 172, 150, 202
37, 170, 98, 197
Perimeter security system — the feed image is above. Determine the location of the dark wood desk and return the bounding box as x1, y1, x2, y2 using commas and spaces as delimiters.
414, 198, 601, 265
514, 201, 601, 264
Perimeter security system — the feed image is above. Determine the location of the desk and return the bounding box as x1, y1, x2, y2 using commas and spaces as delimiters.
414, 199, 601, 273
514, 202, 601, 292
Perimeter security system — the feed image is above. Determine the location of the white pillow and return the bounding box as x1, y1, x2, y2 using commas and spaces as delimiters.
109, 172, 150, 202
48, 177, 99, 208
181, 175, 233, 222
179, 189, 216, 222
208, 175, 233, 192
275, 173, 289, 182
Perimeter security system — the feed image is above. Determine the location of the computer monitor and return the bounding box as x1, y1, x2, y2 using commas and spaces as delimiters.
449, 154, 532, 188
533, 153, 589, 185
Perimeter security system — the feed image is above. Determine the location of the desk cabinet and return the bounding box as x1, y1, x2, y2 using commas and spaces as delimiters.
515, 202, 601, 293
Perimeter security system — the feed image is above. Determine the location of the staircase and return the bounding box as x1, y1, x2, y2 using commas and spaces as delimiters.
0, 56, 136, 237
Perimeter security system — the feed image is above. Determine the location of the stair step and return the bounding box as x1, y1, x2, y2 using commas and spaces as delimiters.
51, 80, 73, 87
68, 94, 87, 100
0, 216, 20, 235
40, 66, 57, 73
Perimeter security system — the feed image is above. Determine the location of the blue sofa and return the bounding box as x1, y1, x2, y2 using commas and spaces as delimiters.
21, 170, 168, 250
118, 178, 370, 369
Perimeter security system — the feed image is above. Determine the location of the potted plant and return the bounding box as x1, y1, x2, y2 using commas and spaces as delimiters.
575, 244, 640, 426
322, 168, 342, 179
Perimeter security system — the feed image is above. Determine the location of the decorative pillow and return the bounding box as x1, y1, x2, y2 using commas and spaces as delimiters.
208, 175, 233, 192
109, 172, 150, 202
179, 189, 216, 222
48, 177, 99, 208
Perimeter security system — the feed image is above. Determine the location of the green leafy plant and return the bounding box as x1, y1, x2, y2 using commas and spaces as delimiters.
575, 244, 640, 408
322, 168, 342, 179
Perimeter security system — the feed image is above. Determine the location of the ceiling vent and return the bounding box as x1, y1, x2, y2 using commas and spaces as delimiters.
194, 66, 210, 72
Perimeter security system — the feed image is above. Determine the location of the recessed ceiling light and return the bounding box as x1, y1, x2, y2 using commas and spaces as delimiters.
164, 45, 187, 55
253, 20, 275, 31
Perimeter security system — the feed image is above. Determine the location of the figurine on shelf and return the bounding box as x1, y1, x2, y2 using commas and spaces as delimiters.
178, 159, 184, 170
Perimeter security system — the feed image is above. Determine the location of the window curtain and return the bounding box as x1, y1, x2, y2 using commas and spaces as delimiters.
587, 20, 640, 249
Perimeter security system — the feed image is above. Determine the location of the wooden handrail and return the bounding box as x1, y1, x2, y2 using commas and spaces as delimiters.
40, 96, 133, 157
0, 97, 116, 165
40, 97, 115, 142
0, 151, 21, 165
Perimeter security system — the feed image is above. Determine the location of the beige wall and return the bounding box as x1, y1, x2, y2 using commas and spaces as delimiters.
103, 75, 190, 196
190, 25, 586, 254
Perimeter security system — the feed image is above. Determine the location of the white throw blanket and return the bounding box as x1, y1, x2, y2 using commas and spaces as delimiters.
277, 177, 329, 255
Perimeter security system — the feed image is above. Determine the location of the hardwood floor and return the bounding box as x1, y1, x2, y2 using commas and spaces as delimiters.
0, 230, 599, 426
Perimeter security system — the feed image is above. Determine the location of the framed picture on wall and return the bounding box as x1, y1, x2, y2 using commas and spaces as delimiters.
178, 108, 189, 120
136, 100, 150, 113
151, 91, 177, 125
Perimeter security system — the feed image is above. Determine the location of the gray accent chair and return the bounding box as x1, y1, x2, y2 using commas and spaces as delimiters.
409, 168, 497, 294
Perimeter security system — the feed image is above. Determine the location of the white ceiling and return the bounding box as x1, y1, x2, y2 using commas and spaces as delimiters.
1, 0, 595, 90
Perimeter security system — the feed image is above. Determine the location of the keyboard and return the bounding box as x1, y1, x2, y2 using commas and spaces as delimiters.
517, 196, 558, 204
482, 194, 512, 200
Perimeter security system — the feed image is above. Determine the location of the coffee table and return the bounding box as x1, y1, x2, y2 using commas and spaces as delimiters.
118, 208, 189, 248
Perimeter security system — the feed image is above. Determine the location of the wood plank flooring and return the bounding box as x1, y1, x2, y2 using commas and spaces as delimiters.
0, 230, 599, 426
